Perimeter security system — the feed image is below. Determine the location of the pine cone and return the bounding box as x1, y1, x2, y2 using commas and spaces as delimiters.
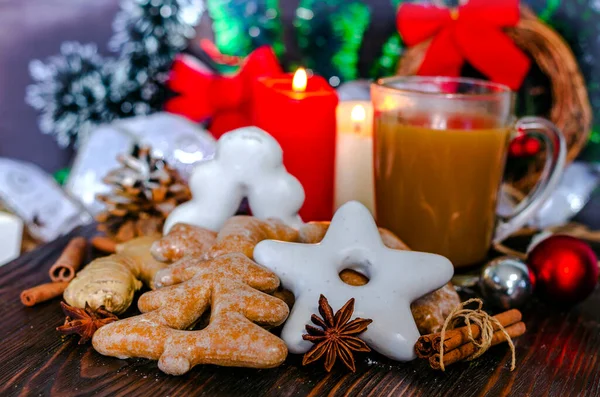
96, 145, 191, 242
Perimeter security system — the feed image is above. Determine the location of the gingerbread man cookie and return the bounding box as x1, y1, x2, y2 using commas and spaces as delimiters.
164, 127, 305, 233
253, 201, 454, 361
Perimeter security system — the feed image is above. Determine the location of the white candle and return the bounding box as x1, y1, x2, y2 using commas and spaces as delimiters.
334, 101, 375, 213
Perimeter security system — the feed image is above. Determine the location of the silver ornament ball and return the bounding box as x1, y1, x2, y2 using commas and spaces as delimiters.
479, 256, 533, 310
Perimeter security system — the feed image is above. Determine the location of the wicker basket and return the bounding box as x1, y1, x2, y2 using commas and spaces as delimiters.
396, 6, 592, 190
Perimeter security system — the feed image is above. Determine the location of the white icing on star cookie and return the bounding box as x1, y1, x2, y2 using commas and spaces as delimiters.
164, 126, 305, 233
253, 201, 454, 361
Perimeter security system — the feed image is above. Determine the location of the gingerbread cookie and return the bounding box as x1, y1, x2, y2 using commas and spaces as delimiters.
164, 127, 304, 233
411, 283, 461, 335
64, 236, 165, 314
254, 201, 454, 361
299, 221, 408, 249
208, 216, 299, 259
298, 221, 459, 335
93, 253, 289, 375
152, 216, 299, 288
151, 223, 217, 262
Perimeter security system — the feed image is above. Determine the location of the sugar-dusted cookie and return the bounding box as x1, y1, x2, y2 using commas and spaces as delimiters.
93, 253, 289, 375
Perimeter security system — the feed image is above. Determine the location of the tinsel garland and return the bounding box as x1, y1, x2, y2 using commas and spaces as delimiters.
25, 0, 600, 160
206, 0, 284, 60
295, 0, 370, 85
26, 43, 112, 147
26, 0, 203, 148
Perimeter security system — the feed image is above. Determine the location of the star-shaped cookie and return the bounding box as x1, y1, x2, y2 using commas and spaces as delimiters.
253, 201, 454, 361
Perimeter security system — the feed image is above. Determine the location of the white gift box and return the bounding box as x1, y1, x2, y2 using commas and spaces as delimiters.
0, 158, 91, 243
0, 212, 23, 266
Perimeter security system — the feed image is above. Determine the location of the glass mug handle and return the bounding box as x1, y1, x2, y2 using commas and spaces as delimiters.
494, 117, 567, 243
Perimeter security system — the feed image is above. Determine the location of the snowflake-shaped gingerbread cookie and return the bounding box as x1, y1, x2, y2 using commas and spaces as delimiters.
253, 201, 454, 361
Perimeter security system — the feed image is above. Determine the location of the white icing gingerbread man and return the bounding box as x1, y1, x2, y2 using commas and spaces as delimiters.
164, 126, 305, 233
253, 201, 454, 362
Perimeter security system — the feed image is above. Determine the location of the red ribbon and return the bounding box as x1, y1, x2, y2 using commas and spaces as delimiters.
164, 46, 283, 136
397, 0, 530, 90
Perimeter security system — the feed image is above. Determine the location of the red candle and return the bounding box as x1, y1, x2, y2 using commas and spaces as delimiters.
252, 69, 338, 221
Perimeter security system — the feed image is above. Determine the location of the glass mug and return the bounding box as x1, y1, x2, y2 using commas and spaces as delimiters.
371, 76, 565, 268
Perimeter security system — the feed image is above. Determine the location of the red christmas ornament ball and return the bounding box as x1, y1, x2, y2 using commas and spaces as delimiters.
509, 135, 541, 157
527, 235, 598, 304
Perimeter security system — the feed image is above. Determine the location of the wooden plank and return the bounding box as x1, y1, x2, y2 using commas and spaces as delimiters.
1, 225, 599, 396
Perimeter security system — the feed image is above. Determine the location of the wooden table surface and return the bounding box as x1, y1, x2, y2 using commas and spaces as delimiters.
2, 225, 600, 397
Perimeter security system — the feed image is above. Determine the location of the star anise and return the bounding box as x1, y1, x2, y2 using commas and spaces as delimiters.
57, 302, 118, 344
302, 295, 372, 372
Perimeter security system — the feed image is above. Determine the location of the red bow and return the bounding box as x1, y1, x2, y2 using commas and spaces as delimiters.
165, 46, 283, 136
397, 0, 530, 90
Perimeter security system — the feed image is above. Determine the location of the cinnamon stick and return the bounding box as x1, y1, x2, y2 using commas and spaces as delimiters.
429, 321, 526, 369
432, 309, 522, 353
20, 282, 69, 307
91, 236, 117, 253
48, 237, 87, 282
415, 334, 435, 358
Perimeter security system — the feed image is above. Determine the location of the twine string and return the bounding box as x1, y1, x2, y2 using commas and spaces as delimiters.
439, 298, 516, 371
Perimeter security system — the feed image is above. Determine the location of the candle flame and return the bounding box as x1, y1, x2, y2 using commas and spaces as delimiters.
292, 67, 307, 92
351, 104, 366, 122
